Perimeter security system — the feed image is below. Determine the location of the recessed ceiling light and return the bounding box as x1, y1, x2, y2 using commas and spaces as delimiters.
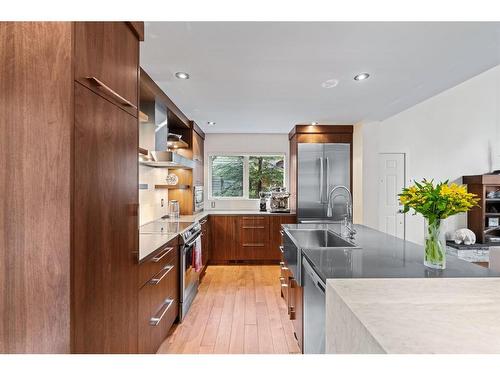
321, 79, 339, 88
175, 72, 190, 80
354, 73, 370, 81
207, 121, 216, 126
311, 122, 318, 125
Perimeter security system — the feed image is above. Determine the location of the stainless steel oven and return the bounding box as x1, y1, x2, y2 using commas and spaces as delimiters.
179, 222, 202, 321
193, 186, 204, 213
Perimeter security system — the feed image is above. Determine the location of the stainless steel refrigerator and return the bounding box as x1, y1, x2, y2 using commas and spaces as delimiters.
297, 143, 351, 223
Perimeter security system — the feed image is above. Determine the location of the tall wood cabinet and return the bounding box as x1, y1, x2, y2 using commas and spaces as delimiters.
0, 21, 143, 353
464, 174, 500, 243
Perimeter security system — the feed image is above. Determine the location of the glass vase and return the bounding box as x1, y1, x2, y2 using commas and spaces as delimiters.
424, 218, 446, 269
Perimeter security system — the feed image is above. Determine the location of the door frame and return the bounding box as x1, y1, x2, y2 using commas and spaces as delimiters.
378, 152, 407, 240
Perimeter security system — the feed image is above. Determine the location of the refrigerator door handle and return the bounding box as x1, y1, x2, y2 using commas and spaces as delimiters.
319, 157, 324, 203
325, 157, 330, 201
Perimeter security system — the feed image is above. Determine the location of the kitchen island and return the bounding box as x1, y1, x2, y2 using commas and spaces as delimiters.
326, 278, 500, 353
281, 223, 499, 353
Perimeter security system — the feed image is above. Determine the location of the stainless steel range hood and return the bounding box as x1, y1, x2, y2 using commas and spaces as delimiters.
140, 151, 195, 169
138, 100, 195, 169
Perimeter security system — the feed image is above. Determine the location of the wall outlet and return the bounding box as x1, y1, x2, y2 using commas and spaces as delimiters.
161, 198, 165, 207
211, 201, 215, 208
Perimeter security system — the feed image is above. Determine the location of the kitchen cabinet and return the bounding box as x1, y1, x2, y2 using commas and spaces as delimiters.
270, 215, 297, 260
74, 22, 139, 116
210, 214, 296, 263
1, 21, 143, 354
289, 278, 304, 351
211, 216, 240, 262
192, 129, 205, 186
73, 82, 139, 354
138, 238, 179, 354
200, 216, 211, 277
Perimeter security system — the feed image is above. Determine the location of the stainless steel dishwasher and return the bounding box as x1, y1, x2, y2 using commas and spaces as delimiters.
302, 257, 326, 354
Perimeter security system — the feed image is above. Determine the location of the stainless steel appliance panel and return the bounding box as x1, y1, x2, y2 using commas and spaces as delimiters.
193, 185, 204, 213
324, 143, 351, 221
297, 143, 325, 220
298, 143, 351, 222
179, 224, 202, 321
302, 257, 326, 354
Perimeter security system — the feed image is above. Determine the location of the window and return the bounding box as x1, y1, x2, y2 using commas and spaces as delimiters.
209, 154, 285, 199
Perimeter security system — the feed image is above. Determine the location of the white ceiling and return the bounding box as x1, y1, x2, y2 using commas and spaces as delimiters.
140, 22, 500, 133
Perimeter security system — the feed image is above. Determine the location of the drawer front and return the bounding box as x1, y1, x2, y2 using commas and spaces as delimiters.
280, 266, 289, 305
74, 22, 139, 116
240, 227, 269, 247
139, 238, 179, 288
138, 258, 179, 354
240, 216, 269, 229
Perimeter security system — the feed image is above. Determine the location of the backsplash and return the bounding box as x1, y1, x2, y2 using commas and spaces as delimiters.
139, 121, 169, 226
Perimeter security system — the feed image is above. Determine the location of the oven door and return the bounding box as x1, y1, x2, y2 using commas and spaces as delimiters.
180, 235, 201, 321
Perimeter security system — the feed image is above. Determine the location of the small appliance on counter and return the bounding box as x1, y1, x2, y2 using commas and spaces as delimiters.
193, 185, 204, 213
269, 187, 291, 213
259, 191, 270, 212
168, 200, 180, 219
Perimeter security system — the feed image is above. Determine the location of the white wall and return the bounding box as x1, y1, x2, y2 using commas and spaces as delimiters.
204, 133, 289, 210
362, 64, 500, 244
139, 123, 169, 225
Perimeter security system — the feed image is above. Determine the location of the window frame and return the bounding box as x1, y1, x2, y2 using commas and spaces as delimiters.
208, 152, 287, 200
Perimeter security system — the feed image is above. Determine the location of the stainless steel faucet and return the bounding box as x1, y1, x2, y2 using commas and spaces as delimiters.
326, 185, 356, 239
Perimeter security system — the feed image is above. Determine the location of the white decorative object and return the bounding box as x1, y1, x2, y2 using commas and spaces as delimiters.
454, 228, 476, 245
165, 173, 179, 185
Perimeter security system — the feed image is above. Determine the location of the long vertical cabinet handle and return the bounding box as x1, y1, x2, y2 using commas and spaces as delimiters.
325, 157, 330, 202
319, 157, 324, 203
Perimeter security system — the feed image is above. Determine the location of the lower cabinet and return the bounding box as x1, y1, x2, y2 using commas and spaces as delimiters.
211, 215, 239, 262
289, 278, 304, 351
200, 216, 211, 277
211, 214, 296, 263
138, 237, 179, 354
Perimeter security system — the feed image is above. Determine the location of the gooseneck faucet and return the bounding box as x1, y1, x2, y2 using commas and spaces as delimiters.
326, 185, 356, 239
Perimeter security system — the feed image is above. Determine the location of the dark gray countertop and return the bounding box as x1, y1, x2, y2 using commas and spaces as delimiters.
282, 223, 499, 282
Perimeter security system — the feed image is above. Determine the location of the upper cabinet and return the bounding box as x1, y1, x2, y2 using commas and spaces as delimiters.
191, 121, 205, 186
74, 22, 140, 116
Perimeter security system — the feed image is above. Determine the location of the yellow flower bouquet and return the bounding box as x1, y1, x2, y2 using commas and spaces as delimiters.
399, 179, 479, 269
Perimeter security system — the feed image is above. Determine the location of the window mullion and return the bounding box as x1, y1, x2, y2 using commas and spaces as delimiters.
243, 156, 249, 199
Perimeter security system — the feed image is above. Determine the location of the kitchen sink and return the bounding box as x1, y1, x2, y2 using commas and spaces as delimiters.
286, 229, 358, 248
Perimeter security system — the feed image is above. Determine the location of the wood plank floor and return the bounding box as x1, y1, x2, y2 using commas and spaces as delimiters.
157, 265, 301, 354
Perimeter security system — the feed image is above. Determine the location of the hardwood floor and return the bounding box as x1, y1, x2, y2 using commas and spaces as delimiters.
157, 265, 301, 354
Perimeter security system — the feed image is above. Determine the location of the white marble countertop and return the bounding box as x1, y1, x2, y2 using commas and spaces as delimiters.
326, 278, 500, 354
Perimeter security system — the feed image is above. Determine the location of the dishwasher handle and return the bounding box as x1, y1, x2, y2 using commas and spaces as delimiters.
302, 257, 326, 295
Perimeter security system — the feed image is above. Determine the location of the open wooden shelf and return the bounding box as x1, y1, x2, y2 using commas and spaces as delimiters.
154, 184, 190, 190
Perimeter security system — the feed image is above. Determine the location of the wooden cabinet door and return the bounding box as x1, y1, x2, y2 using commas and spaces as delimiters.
138, 249, 179, 354
192, 131, 204, 186
73, 84, 138, 353
74, 22, 139, 116
200, 217, 210, 266
211, 216, 239, 262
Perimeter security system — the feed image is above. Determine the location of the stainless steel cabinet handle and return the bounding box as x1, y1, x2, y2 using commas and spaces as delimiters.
149, 298, 174, 326
280, 230, 284, 236
280, 261, 288, 270
279, 245, 284, 254
86, 77, 137, 109
199, 219, 208, 225
319, 157, 324, 202
325, 157, 330, 201
151, 247, 174, 263
149, 265, 174, 285
280, 277, 288, 288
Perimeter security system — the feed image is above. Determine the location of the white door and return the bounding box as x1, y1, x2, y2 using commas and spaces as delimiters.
378, 153, 406, 239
